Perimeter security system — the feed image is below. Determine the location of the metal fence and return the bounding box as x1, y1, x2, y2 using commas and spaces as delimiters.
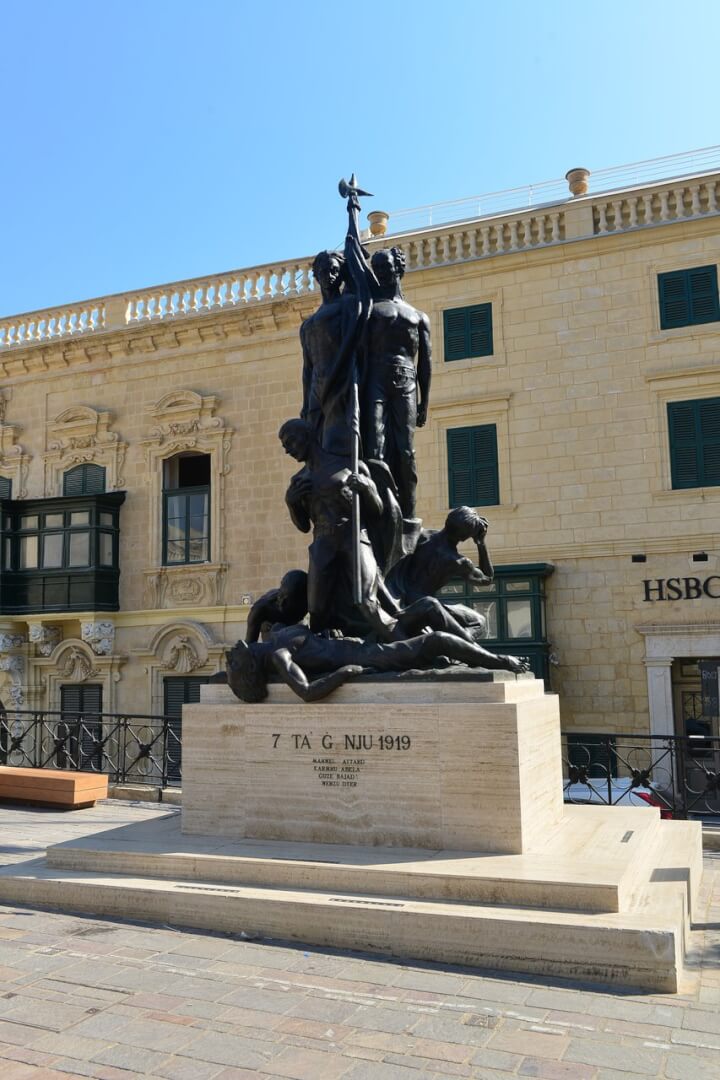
0, 709, 181, 788
3, 711, 720, 815
563, 732, 720, 818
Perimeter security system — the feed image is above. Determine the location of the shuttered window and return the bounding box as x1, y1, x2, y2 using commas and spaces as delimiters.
446, 425, 499, 507
163, 676, 209, 782
59, 683, 103, 770
443, 304, 493, 361
0, 478, 11, 500
63, 464, 106, 496
668, 398, 720, 489
658, 266, 720, 329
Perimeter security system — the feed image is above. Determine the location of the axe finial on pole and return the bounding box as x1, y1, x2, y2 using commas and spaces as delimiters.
339, 174, 373, 221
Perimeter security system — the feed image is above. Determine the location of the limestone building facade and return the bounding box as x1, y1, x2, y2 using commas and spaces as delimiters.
2, 155, 720, 750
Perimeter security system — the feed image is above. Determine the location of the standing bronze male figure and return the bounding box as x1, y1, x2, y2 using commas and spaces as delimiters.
362, 246, 431, 521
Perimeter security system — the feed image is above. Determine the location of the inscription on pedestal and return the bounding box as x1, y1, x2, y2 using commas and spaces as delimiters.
271, 731, 412, 790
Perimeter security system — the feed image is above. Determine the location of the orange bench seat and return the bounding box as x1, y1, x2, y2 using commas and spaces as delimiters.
0, 767, 108, 809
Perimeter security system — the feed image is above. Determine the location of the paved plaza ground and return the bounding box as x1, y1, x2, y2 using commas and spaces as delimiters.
0, 801, 718, 1079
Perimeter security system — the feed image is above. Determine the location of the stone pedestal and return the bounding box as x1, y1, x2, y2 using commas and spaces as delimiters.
182, 675, 562, 853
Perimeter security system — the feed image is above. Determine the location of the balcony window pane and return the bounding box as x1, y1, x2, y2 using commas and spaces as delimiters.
437, 582, 465, 597
167, 495, 184, 519
20, 535, 38, 568
189, 492, 208, 517
42, 533, 63, 568
70, 511, 90, 526
471, 581, 496, 594
506, 580, 530, 592
99, 512, 113, 527
44, 513, 63, 528
99, 532, 113, 566
68, 531, 90, 567
507, 599, 533, 639
166, 541, 186, 564
189, 515, 207, 538
188, 537, 209, 561
4, 538, 11, 568
20, 515, 38, 530
472, 600, 497, 638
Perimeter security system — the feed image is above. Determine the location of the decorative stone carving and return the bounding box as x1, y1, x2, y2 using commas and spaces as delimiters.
0, 655, 25, 707
161, 635, 201, 674
168, 577, 204, 604
43, 406, 127, 494
143, 564, 228, 610
28, 624, 63, 657
34, 639, 126, 714
142, 391, 232, 573
0, 421, 30, 499
134, 621, 228, 714
60, 647, 99, 683
0, 633, 25, 651
81, 620, 115, 656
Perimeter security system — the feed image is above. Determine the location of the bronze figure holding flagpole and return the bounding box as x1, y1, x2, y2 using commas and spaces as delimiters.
338, 174, 375, 606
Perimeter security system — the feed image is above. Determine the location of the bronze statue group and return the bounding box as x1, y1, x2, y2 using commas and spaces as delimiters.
227, 179, 528, 703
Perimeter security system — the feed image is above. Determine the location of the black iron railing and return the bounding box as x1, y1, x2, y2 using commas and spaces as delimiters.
0, 709, 181, 788
563, 732, 720, 818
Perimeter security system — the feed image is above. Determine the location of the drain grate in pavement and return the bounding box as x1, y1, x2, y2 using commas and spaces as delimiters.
329, 897, 406, 908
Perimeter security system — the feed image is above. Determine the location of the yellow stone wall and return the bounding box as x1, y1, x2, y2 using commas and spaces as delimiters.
1, 211, 720, 733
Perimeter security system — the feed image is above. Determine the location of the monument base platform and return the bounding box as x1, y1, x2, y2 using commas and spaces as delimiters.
0, 802, 701, 993
0, 677, 702, 992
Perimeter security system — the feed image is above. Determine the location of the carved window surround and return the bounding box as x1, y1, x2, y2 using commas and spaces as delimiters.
44, 406, 127, 495
133, 619, 227, 713
432, 390, 515, 511
646, 367, 720, 498
32, 638, 126, 713
0, 418, 30, 499
142, 391, 232, 608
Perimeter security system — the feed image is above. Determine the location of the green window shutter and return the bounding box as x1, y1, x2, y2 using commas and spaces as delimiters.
668, 397, 720, 489
689, 266, 720, 324
63, 463, 106, 496
0, 477, 11, 500
163, 676, 209, 783
447, 424, 499, 507
668, 401, 701, 488
699, 399, 720, 485
443, 304, 493, 361
60, 683, 102, 770
659, 266, 719, 329
444, 309, 468, 361
659, 271, 690, 329
468, 305, 493, 356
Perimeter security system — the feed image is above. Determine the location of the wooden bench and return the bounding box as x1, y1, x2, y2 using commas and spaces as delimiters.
0, 767, 108, 809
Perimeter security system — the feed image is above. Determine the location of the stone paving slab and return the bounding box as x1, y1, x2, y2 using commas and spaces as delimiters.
0, 800, 717, 1078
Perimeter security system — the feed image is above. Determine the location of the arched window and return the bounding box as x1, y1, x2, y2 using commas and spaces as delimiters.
162, 453, 210, 565
63, 463, 106, 496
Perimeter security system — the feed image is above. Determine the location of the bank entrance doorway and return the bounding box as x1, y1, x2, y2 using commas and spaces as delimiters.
672, 657, 720, 812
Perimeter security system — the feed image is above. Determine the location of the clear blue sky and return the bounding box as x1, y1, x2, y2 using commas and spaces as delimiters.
2, 0, 719, 317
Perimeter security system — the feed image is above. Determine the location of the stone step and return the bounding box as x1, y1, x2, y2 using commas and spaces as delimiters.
0, 855, 689, 993
46, 804, 668, 915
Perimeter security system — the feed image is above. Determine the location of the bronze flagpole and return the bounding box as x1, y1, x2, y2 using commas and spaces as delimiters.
338, 174, 374, 606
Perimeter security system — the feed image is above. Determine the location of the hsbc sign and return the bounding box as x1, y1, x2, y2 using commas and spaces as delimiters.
643, 577, 720, 602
